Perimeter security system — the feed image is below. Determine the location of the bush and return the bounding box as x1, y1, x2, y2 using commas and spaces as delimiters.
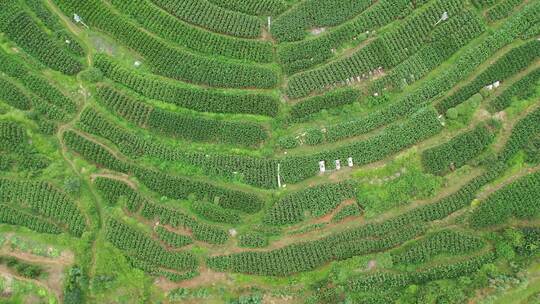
64, 177, 81, 196
446, 108, 459, 120
64, 266, 85, 304
79, 67, 103, 83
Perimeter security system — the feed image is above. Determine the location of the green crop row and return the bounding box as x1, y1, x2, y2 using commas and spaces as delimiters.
470, 170, 540, 228
280, 106, 443, 184
207, 0, 287, 16
289, 88, 362, 122
77, 107, 279, 189
94, 176, 229, 245
489, 67, 540, 112
391, 230, 485, 265
155, 226, 193, 249
149, 0, 262, 38
64, 130, 265, 213
421, 123, 496, 175
331, 204, 362, 223
347, 252, 495, 291
263, 181, 356, 225
22, 0, 85, 57
207, 224, 425, 276
207, 98, 537, 277
0, 203, 62, 235
0, 120, 50, 172
63, 130, 130, 173
134, 167, 264, 214
309, 3, 539, 143
140, 201, 229, 245
277, 0, 413, 74
0, 76, 33, 111
105, 217, 197, 272
93, 54, 279, 117
0, 49, 77, 114
286, 0, 463, 98
109, 0, 273, 62
437, 39, 540, 112
95, 85, 268, 147
0, 75, 68, 123
238, 232, 268, 248
0, 178, 86, 237
486, 0, 525, 22
373, 9, 486, 91
499, 106, 540, 163
191, 201, 241, 224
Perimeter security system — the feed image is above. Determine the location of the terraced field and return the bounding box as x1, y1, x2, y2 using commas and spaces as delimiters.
0, 0, 539, 303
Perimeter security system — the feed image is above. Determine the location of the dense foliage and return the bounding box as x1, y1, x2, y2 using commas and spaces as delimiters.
277, 0, 414, 74
149, 0, 262, 38
286, 0, 465, 98
94, 176, 229, 245
289, 88, 361, 122
0, 120, 49, 172
280, 106, 443, 183
155, 226, 193, 249
207, 0, 287, 16
0, 256, 44, 278
347, 252, 495, 291
77, 107, 279, 189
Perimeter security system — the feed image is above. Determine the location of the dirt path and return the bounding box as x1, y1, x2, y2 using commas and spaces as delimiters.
156, 267, 228, 291
203, 165, 484, 260
0, 247, 74, 302
0, 248, 73, 267
90, 171, 137, 189
55, 84, 104, 292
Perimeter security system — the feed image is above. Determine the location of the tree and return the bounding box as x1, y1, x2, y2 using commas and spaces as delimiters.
64, 176, 81, 196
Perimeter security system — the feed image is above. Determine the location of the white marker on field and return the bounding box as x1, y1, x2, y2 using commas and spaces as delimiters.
73, 13, 89, 28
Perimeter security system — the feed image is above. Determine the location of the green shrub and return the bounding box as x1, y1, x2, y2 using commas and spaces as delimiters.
79, 67, 103, 83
